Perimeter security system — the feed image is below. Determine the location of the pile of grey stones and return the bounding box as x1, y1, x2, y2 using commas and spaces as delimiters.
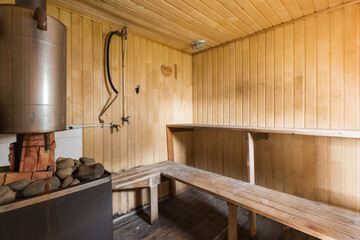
0, 157, 105, 206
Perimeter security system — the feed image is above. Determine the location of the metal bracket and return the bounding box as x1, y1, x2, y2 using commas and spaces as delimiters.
33, 8, 47, 31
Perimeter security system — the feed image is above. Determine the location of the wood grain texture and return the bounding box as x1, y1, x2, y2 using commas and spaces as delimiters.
192, 4, 360, 212
45, 0, 358, 53
46, 5, 192, 216
113, 160, 360, 239
114, 188, 317, 240
227, 202, 237, 240
159, 161, 360, 240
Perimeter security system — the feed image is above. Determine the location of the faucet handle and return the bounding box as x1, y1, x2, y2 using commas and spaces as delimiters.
110, 123, 121, 133
122, 116, 131, 125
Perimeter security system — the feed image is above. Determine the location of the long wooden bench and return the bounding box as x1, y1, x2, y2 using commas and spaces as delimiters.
112, 161, 360, 240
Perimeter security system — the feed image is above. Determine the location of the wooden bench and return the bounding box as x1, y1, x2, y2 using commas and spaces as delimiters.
113, 125, 360, 239
112, 160, 360, 240
111, 161, 168, 224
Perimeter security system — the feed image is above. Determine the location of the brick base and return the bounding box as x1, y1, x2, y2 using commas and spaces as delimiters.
0, 169, 54, 186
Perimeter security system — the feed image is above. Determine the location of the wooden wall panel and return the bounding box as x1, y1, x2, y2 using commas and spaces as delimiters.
192, 5, 360, 212
46, 5, 193, 216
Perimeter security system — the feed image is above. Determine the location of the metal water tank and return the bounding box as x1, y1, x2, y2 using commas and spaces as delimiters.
0, 3, 66, 134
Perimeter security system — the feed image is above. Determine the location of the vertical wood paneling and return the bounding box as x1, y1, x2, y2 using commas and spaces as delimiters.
257, 34, 265, 127
202, 52, 208, 124
305, 17, 317, 128
284, 24, 294, 128
82, 18, 94, 159
229, 43, 236, 126
59, 10, 72, 125
217, 47, 224, 125
330, 10, 344, 130
223, 45, 230, 125
235, 41, 242, 125
47, 6, 192, 216
197, 53, 202, 123
207, 51, 213, 124
315, 137, 329, 204
192, 6, 360, 212
71, 14, 83, 125
92, 22, 103, 166
193, 54, 197, 124
274, 27, 284, 127
102, 24, 112, 172
305, 137, 315, 200
265, 30, 274, 127
294, 21, 305, 128
317, 13, 330, 129
344, 5, 358, 130
242, 39, 250, 126
212, 49, 217, 124
249, 36, 257, 126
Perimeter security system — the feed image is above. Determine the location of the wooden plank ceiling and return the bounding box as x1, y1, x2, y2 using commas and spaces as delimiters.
48, 0, 350, 53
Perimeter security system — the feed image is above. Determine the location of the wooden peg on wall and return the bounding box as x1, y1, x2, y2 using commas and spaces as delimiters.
174, 64, 177, 79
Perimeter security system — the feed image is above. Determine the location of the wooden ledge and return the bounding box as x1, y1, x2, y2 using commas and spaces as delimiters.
167, 124, 360, 139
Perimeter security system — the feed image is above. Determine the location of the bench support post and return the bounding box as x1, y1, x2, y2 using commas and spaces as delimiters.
227, 202, 237, 240
166, 126, 194, 196
166, 127, 175, 161
249, 212, 256, 239
246, 132, 256, 239
166, 127, 176, 196
149, 184, 158, 224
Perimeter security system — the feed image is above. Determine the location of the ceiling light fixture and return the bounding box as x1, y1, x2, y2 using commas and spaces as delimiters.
192, 40, 206, 51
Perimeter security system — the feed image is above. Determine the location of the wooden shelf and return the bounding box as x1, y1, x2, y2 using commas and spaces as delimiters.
167, 124, 360, 139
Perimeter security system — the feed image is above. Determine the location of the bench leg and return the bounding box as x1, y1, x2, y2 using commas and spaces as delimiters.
149, 185, 158, 224
249, 211, 256, 239
227, 202, 237, 240
169, 179, 176, 197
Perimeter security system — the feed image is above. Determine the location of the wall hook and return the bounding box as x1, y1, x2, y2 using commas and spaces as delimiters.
135, 85, 140, 94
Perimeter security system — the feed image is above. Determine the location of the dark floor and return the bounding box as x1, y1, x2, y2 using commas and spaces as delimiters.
113, 188, 318, 240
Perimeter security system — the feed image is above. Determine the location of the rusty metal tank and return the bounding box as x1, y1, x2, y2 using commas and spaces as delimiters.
0, 2, 66, 134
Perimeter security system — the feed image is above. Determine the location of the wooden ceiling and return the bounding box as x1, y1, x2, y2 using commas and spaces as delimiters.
48, 0, 353, 53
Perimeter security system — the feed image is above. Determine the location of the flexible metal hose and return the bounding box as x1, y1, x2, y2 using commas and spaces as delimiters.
106, 31, 120, 94
121, 28, 127, 120
99, 27, 128, 125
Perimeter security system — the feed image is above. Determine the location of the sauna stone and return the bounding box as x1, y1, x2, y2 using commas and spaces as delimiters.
61, 176, 73, 188
56, 157, 66, 163
70, 178, 80, 186
47, 177, 61, 190
79, 157, 95, 164
57, 158, 74, 169
22, 177, 60, 197
56, 168, 73, 179
0, 186, 15, 205
8, 179, 30, 191
76, 163, 104, 181
22, 181, 46, 197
